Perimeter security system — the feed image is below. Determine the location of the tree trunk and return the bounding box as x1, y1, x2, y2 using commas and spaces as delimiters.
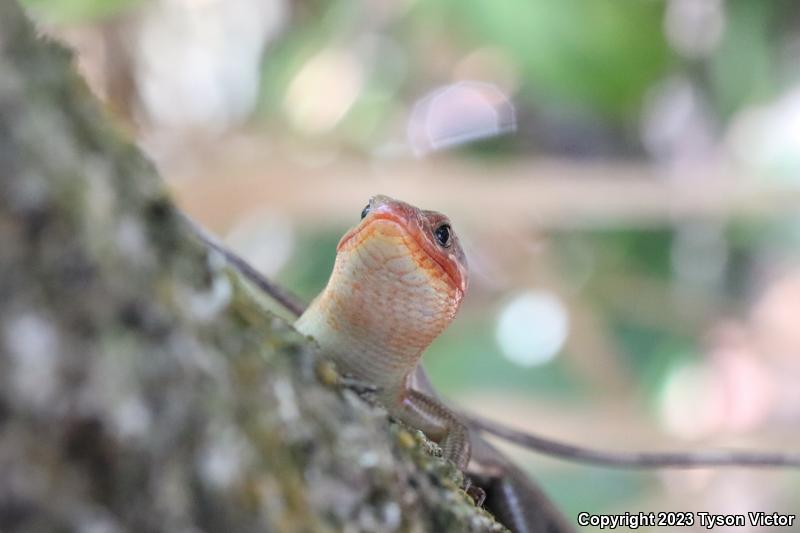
0, 2, 505, 531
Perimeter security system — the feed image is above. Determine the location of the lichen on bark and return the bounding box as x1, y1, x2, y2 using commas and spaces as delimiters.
0, 2, 506, 532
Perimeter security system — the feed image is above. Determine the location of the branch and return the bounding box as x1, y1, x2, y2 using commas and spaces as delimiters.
171, 148, 800, 231
180, 212, 307, 316
1, 4, 505, 531
467, 412, 800, 469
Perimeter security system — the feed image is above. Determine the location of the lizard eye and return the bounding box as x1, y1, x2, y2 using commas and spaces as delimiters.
360, 204, 370, 220
434, 224, 452, 248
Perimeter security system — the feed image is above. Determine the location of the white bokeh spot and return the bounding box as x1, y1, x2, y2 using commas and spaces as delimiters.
495, 290, 569, 367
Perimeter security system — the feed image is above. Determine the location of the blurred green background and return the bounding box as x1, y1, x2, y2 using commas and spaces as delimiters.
28, 0, 800, 528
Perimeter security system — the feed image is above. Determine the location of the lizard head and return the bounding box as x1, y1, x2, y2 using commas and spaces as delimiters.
295, 195, 468, 388
337, 194, 469, 299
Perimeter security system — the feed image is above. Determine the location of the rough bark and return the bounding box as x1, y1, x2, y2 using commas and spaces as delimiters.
0, 3, 505, 532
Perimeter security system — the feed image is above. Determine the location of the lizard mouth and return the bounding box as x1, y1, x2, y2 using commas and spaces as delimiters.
337, 206, 466, 295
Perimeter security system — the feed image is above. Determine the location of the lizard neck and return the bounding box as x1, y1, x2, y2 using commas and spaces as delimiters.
294, 237, 462, 398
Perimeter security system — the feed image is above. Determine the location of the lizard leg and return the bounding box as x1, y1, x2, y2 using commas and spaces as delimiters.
463, 478, 486, 507
394, 388, 471, 471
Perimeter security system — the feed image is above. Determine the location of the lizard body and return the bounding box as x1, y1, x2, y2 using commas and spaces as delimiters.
295, 195, 472, 469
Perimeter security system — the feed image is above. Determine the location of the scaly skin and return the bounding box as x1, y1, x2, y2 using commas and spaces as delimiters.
295, 195, 472, 468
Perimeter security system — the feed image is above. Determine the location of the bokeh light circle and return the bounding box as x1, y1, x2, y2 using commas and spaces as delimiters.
495, 290, 569, 367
